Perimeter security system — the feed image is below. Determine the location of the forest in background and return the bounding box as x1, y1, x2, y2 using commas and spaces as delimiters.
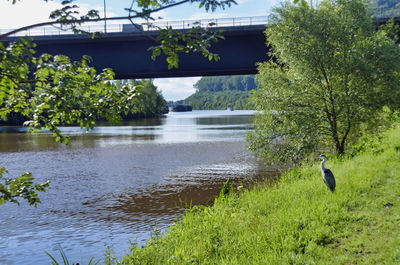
370, 0, 400, 17
180, 75, 258, 110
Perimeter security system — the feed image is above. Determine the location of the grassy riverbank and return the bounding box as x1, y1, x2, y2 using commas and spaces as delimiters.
119, 125, 400, 264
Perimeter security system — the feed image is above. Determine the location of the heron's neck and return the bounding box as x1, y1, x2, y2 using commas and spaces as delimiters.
321, 159, 327, 171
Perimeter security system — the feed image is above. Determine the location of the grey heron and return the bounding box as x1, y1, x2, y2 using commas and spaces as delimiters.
319, 154, 336, 192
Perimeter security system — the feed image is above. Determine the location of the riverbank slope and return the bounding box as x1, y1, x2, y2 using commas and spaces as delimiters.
120, 125, 400, 264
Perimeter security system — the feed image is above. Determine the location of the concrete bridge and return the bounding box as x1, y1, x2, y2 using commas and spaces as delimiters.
2, 16, 270, 79
3, 15, 398, 79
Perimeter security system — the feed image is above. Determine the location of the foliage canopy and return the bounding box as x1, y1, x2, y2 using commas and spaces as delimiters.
1, 0, 236, 206
194, 75, 257, 92
117, 79, 168, 118
183, 75, 257, 110
247, 0, 400, 164
0, 37, 139, 205
0, 168, 50, 207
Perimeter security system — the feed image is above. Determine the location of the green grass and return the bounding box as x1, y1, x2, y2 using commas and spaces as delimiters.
119, 125, 400, 264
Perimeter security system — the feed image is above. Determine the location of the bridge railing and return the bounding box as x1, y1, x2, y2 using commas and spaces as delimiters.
142, 16, 270, 30
0, 16, 269, 38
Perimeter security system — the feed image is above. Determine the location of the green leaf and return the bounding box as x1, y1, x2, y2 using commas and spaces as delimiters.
249, 0, 400, 163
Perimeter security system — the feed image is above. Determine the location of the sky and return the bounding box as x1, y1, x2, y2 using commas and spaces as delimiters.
0, 0, 281, 100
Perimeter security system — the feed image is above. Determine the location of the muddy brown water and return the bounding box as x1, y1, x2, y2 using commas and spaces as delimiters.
0, 110, 276, 264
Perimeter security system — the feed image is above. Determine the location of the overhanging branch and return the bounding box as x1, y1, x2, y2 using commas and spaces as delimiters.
0, 0, 191, 40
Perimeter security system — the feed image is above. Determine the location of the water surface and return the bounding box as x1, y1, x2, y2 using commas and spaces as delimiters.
0, 110, 273, 264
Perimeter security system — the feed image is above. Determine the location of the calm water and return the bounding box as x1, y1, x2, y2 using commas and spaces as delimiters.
0, 110, 273, 264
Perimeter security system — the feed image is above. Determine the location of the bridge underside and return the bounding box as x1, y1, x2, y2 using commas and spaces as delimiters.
8, 25, 270, 79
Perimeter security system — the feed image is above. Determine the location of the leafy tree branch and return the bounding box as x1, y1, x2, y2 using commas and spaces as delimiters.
248, 0, 400, 164
0, 168, 50, 207
0, 0, 237, 206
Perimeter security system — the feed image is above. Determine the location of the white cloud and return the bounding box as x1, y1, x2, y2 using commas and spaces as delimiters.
0, 0, 62, 29
154, 77, 201, 101
187, 12, 230, 21
0, 0, 117, 31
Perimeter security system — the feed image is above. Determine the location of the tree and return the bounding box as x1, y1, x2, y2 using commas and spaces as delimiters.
117, 79, 168, 118
193, 75, 257, 92
0, 38, 137, 205
247, 0, 400, 164
187, 75, 257, 109
0, 0, 237, 205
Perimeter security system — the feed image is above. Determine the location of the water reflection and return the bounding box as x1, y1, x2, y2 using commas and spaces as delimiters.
0, 110, 272, 265
0, 111, 255, 153
195, 114, 254, 125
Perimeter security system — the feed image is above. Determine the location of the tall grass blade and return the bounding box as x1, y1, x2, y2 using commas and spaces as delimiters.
44, 250, 60, 265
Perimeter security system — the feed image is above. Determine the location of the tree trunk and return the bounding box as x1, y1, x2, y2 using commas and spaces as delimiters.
334, 138, 344, 154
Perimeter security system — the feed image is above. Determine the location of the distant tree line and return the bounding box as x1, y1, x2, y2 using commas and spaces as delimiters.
0, 79, 168, 126
184, 90, 254, 110
370, 0, 400, 17
194, 75, 257, 92
182, 75, 258, 110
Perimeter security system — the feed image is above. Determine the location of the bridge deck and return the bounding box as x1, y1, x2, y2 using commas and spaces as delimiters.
3, 15, 397, 79
4, 25, 269, 79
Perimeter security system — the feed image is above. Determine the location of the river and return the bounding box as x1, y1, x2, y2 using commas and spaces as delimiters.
0, 110, 274, 264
